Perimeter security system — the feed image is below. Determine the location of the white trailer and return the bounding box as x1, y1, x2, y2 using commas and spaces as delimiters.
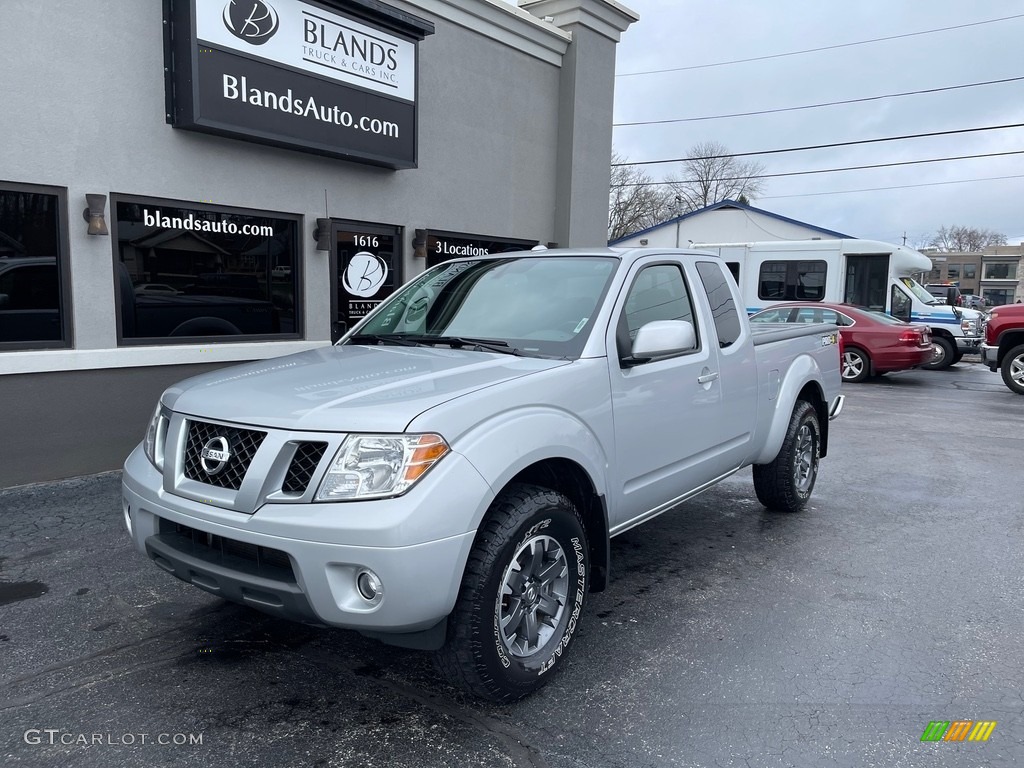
693, 239, 984, 369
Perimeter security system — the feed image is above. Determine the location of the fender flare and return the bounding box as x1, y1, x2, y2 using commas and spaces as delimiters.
752, 353, 826, 465
450, 405, 609, 531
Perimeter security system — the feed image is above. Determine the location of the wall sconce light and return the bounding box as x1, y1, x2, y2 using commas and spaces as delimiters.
412, 228, 428, 258
313, 218, 331, 251
82, 194, 108, 236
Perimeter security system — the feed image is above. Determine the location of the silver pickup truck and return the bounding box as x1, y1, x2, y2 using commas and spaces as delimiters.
122, 248, 844, 702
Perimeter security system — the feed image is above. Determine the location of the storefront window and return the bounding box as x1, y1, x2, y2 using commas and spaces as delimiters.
983, 262, 1016, 280
982, 289, 1014, 306
113, 197, 300, 343
0, 183, 70, 349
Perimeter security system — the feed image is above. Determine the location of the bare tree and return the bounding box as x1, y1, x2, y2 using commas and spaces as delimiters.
928, 225, 1007, 252
665, 141, 766, 212
608, 151, 674, 241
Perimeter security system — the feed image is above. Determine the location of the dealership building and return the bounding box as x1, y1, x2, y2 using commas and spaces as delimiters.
0, 0, 637, 487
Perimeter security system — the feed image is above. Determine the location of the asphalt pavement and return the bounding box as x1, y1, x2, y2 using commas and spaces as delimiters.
2, 360, 1022, 767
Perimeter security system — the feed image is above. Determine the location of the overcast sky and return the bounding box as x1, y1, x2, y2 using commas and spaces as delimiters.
523, 0, 1024, 246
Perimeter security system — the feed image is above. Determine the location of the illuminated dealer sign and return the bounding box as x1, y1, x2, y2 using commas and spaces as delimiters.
164, 0, 434, 169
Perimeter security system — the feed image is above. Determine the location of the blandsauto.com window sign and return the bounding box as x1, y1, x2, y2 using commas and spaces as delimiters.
164, 0, 434, 168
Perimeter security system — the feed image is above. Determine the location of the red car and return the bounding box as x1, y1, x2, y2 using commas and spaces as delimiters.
749, 302, 933, 382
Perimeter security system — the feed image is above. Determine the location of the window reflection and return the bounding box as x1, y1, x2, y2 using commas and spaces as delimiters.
0, 186, 66, 347
114, 199, 299, 342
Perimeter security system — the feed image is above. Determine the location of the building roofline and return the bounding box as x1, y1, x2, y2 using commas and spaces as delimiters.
608, 199, 853, 245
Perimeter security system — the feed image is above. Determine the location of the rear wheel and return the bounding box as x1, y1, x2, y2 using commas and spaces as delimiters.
753, 400, 820, 513
434, 484, 588, 703
1000, 344, 1024, 395
922, 336, 954, 370
841, 347, 870, 382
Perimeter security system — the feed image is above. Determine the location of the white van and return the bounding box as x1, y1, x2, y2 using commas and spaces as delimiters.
693, 239, 984, 369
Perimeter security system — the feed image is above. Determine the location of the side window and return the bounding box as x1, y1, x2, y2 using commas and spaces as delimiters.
891, 285, 911, 321
749, 307, 792, 323
758, 260, 828, 301
618, 264, 696, 358
695, 261, 741, 347
624, 265, 694, 337
795, 261, 827, 300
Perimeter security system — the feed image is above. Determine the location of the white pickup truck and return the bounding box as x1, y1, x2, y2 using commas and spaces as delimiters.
122, 248, 844, 702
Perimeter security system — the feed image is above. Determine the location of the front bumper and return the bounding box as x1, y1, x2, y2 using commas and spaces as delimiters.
122, 445, 488, 634
982, 343, 999, 369
955, 335, 984, 352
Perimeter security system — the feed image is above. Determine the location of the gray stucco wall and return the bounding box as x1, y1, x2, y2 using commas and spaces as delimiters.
0, 0, 635, 487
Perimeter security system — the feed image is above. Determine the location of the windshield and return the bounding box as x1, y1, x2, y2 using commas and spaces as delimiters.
344, 256, 618, 358
899, 277, 942, 304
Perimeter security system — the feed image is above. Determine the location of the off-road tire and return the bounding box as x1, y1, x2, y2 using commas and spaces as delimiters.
753, 400, 820, 513
434, 483, 589, 703
922, 336, 954, 370
841, 347, 870, 382
1000, 344, 1024, 395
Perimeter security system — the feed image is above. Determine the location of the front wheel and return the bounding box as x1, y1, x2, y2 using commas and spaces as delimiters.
841, 347, 870, 382
753, 400, 820, 513
1000, 344, 1024, 395
922, 336, 954, 370
434, 484, 589, 703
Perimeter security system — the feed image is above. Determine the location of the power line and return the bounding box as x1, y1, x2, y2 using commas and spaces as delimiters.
613, 76, 1024, 126
609, 150, 1024, 187
612, 123, 1024, 167
616, 13, 1024, 77
759, 173, 1024, 200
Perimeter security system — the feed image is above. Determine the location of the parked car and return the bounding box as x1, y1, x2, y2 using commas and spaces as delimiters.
134, 283, 182, 295
749, 302, 932, 382
981, 303, 1024, 394
961, 294, 988, 310
0, 256, 61, 342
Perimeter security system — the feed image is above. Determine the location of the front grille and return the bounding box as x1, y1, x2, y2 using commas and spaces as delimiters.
183, 420, 265, 490
283, 442, 328, 494
158, 518, 295, 582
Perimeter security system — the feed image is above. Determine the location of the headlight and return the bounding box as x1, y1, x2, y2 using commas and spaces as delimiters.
143, 403, 169, 471
961, 319, 978, 335
315, 433, 449, 501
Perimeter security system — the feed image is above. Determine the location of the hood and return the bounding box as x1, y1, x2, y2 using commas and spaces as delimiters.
163, 345, 570, 432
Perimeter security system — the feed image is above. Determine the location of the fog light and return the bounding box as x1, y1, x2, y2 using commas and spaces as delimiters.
356, 570, 382, 603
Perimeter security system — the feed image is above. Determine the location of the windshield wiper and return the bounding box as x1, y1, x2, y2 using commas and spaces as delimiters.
400, 335, 523, 355
348, 334, 425, 347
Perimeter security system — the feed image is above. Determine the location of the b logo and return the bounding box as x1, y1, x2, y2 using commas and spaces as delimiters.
222, 0, 279, 45
343, 252, 389, 298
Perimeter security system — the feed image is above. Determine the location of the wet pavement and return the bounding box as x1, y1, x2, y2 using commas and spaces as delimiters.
2, 360, 1022, 767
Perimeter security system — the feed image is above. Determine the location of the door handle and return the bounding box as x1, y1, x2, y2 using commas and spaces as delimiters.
697, 371, 720, 384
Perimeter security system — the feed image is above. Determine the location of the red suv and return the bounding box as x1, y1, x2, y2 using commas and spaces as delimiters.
982, 304, 1024, 394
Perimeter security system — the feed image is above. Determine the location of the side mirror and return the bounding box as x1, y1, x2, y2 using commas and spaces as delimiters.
946, 288, 958, 306
624, 320, 697, 366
